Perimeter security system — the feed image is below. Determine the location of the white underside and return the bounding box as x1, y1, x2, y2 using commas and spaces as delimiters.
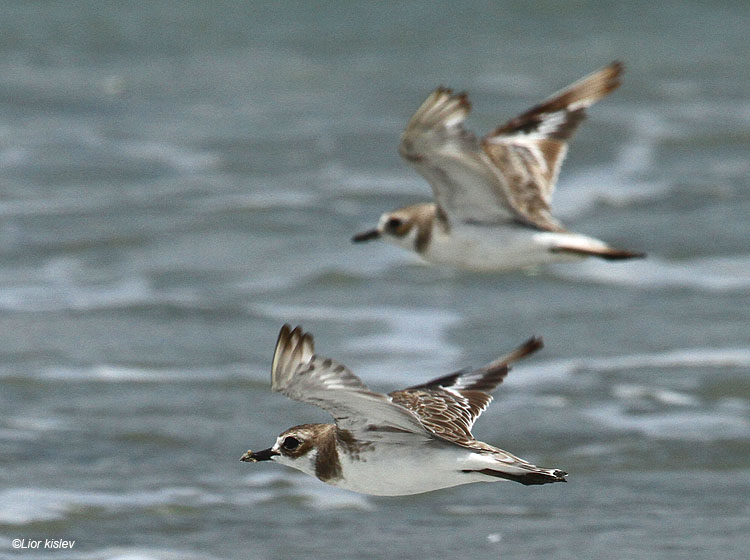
318, 443, 530, 496
397, 223, 612, 271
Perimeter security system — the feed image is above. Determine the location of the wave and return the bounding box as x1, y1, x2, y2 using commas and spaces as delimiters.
240, 471, 374, 511
582, 403, 750, 441
0, 275, 202, 313
25, 364, 242, 383
0, 541, 218, 560
511, 345, 750, 388
0, 487, 224, 525
319, 162, 427, 196
118, 140, 220, 174
1, 477, 372, 528
188, 189, 317, 213
66, 547, 224, 560
553, 254, 750, 292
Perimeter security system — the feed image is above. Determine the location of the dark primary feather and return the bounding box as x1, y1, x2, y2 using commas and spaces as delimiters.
489, 61, 623, 139
481, 62, 624, 231
402, 336, 542, 393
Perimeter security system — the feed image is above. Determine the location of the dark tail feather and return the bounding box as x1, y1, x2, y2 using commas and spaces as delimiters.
552, 246, 646, 261
464, 468, 568, 486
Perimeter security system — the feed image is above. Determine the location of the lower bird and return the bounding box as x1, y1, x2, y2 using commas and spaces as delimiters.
352, 61, 644, 270
241, 324, 567, 496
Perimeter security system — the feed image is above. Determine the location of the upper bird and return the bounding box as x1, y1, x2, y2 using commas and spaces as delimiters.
352, 62, 644, 270
241, 324, 566, 496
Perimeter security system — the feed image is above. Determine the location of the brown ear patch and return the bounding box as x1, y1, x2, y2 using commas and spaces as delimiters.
314, 430, 342, 482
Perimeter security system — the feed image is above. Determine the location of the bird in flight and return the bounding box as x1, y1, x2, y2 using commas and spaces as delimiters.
241, 324, 566, 496
353, 62, 644, 270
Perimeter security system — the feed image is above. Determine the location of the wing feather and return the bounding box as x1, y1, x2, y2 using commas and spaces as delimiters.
399, 63, 623, 231
482, 62, 623, 228
270, 325, 430, 440
399, 87, 517, 225
389, 337, 543, 450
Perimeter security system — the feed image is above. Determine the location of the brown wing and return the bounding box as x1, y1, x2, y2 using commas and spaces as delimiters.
389, 388, 494, 450
388, 337, 543, 450
481, 61, 623, 231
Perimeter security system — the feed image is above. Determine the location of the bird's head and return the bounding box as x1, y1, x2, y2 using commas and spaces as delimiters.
240, 423, 333, 479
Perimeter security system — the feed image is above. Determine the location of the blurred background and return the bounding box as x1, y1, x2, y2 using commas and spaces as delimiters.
1, 1, 748, 559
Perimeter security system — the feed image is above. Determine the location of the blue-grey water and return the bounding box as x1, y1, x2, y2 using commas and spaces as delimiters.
1, 2, 749, 559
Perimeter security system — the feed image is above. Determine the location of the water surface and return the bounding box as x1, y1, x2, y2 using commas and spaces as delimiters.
1, 2, 749, 559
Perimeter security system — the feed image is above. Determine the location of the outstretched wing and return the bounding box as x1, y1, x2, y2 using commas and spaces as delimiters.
482, 62, 623, 229
399, 62, 622, 232
271, 325, 430, 440
399, 87, 518, 226
388, 337, 543, 450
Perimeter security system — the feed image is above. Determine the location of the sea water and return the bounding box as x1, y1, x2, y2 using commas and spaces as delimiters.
1, 2, 748, 558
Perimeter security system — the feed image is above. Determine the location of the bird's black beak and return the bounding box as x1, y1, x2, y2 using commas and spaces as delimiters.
240, 448, 279, 462
352, 228, 381, 243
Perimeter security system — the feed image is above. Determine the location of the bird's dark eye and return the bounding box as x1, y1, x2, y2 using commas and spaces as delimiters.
282, 436, 300, 450
386, 217, 403, 231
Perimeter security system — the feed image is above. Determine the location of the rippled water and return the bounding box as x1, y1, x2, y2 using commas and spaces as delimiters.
1, 2, 749, 559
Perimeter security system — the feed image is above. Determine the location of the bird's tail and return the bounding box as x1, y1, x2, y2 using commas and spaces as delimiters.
542, 231, 645, 261
466, 466, 568, 486
552, 244, 645, 260
462, 447, 568, 486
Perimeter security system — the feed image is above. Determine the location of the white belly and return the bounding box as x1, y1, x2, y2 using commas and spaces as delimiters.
421, 225, 604, 271
327, 445, 500, 496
